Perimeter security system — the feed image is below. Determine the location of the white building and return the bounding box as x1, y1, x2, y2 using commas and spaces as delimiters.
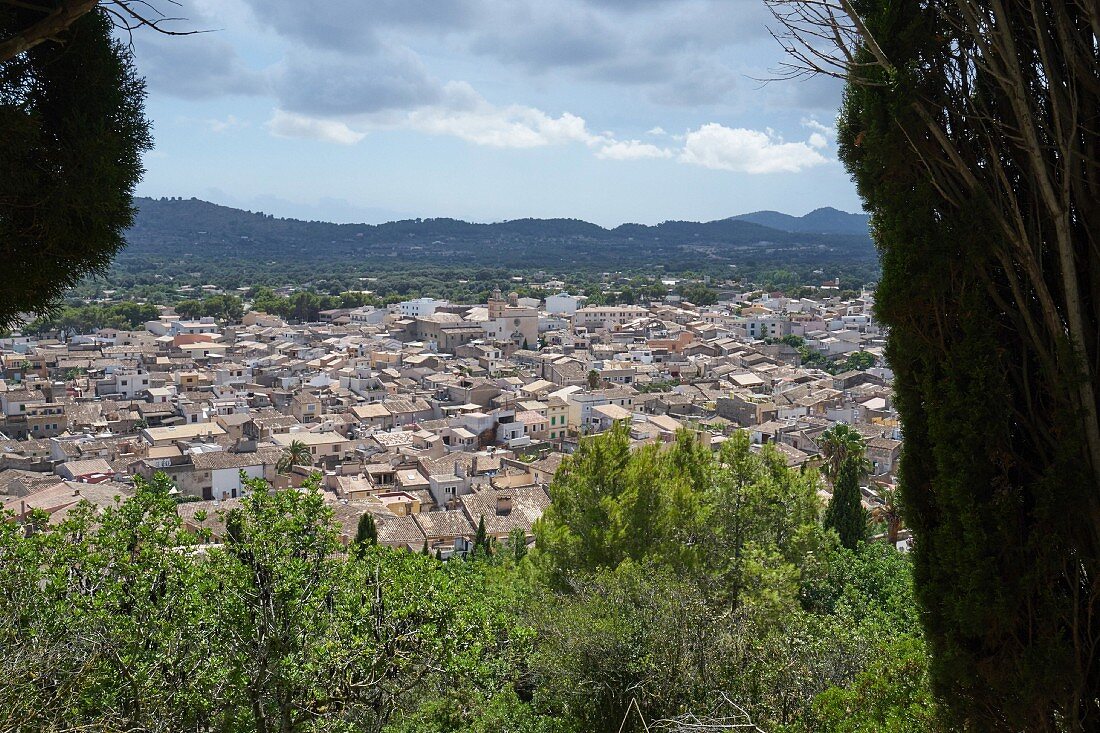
545, 292, 583, 315
396, 298, 449, 318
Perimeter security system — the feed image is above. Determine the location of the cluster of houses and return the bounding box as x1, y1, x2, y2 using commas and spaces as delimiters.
0, 285, 903, 557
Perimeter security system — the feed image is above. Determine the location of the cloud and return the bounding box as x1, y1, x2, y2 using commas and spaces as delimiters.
470, 6, 620, 70
274, 47, 443, 115
649, 59, 738, 106
266, 110, 366, 145
265, 81, 603, 149
239, 0, 479, 52
802, 118, 835, 137
133, 34, 268, 99
646, 126, 667, 136
595, 139, 673, 160
679, 123, 829, 173
205, 115, 248, 133
401, 84, 603, 148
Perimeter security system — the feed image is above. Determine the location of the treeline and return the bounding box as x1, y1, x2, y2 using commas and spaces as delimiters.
248, 288, 378, 322
121, 196, 877, 279
766, 335, 878, 374
0, 429, 937, 732
25, 301, 159, 334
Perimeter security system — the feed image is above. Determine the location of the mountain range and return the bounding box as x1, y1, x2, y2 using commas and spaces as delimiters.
121, 197, 874, 273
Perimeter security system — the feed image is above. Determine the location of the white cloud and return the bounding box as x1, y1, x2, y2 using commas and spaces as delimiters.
206, 115, 248, 133
364, 81, 606, 149
646, 126, 667, 136
264, 79, 828, 178
405, 105, 598, 148
802, 118, 835, 138
266, 110, 366, 145
679, 123, 829, 174
596, 139, 673, 160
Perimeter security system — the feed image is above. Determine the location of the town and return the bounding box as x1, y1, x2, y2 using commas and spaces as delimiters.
0, 281, 902, 556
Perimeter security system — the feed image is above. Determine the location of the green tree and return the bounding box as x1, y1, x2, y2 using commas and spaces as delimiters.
0, 6, 151, 329
811, 637, 940, 733
816, 423, 868, 484
824, 458, 868, 551
765, 0, 1100, 723
173, 298, 204, 320
586, 369, 601, 390
355, 512, 378, 552
680, 283, 718, 306
472, 515, 489, 558
276, 439, 311, 473
529, 562, 717, 733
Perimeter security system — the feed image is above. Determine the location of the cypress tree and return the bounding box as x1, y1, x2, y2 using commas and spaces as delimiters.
472, 515, 488, 557
823, 458, 866, 551
353, 514, 377, 559
818, 0, 1100, 724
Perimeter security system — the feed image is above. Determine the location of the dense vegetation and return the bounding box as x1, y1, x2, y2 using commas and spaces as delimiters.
0, 7, 150, 330
86, 197, 880, 298
1, 429, 934, 732
834, 0, 1100, 727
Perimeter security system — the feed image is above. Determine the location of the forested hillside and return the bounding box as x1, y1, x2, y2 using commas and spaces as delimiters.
121, 197, 875, 274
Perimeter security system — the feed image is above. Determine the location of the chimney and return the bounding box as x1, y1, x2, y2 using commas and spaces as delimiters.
496, 495, 512, 516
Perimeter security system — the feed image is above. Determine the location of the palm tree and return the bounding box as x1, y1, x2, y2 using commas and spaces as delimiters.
277, 440, 311, 473
587, 369, 601, 390
871, 486, 904, 545
817, 423, 871, 484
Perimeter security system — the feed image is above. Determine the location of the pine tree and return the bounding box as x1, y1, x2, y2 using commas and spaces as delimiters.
0, 8, 151, 329
823, 458, 866, 551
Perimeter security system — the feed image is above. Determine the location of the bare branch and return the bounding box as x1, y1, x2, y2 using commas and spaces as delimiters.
0, 0, 204, 64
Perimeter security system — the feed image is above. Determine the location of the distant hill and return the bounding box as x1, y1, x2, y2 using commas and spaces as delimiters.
120, 197, 875, 273
731, 207, 870, 236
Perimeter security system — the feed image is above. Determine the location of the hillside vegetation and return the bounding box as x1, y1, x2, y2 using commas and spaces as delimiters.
121, 197, 875, 274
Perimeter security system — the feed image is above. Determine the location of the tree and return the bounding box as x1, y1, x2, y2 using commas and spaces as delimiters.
811, 637, 940, 733
586, 369, 601, 390
824, 458, 868, 551
508, 527, 528, 564
172, 299, 204, 320
276, 439, 311, 473
472, 515, 489, 558
1, 6, 150, 329
767, 0, 1100, 724
528, 563, 718, 733
816, 424, 869, 484
0, 2, 195, 64
871, 486, 904, 546
355, 512, 378, 549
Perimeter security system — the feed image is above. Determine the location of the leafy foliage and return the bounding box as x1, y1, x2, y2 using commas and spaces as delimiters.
0, 7, 151, 329
0, 437, 935, 733
0, 473, 530, 733
837, 1, 1100, 725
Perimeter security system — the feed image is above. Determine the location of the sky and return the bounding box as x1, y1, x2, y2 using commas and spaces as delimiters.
128, 0, 862, 227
